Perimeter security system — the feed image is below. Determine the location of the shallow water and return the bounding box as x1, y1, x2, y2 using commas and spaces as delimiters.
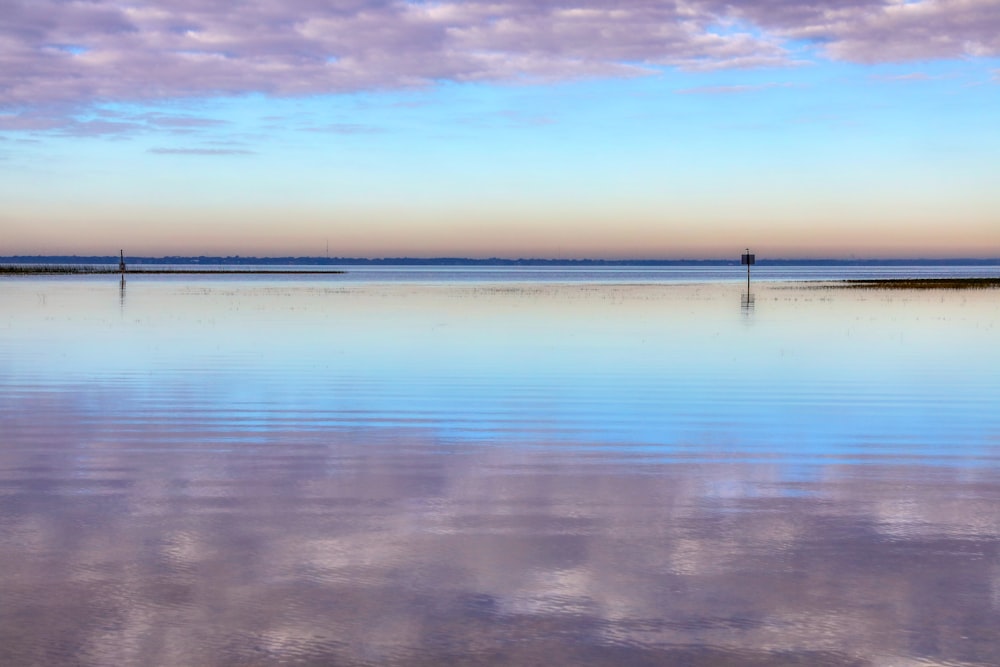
2, 272, 999, 666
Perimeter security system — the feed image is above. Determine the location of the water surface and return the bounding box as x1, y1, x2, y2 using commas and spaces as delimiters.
2, 271, 999, 665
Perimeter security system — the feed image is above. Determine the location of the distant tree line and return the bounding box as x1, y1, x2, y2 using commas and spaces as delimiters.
3, 256, 999, 267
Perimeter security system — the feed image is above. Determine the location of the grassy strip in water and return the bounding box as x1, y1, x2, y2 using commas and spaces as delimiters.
126, 269, 346, 274
0, 265, 116, 275
841, 278, 1000, 289
1, 265, 345, 275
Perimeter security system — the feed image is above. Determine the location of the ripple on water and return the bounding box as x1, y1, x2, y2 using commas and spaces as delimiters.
1, 278, 999, 665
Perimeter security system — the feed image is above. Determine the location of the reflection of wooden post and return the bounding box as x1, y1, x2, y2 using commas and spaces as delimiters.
741, 248, 755, 291
119, 249, 126, 275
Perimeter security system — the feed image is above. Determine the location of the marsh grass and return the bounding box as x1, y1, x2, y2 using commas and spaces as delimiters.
0, 265, 345, 275
841, 278, 1000, 289
0, 265, 116, 275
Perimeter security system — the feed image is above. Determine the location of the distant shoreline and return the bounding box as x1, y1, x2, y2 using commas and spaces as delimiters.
0, 266, 345, 275
2, 255, 1000, 267
4, 266, 999, 288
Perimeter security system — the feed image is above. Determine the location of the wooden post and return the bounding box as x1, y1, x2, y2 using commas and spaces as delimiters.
119, 249, 126, 275
741, 249, 755, 290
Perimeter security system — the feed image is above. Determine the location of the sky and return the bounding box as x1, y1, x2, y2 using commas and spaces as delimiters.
1, 0, 998, 259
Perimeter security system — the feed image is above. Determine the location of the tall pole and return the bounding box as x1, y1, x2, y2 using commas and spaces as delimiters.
746, 247, 750, 292
741, 248, 754, 291
119, 249, 126, 275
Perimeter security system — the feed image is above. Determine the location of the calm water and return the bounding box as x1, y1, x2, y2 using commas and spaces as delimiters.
2, 269, 999, 666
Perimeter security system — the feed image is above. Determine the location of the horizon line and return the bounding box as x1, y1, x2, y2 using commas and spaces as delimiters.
3, 254, 1000, 265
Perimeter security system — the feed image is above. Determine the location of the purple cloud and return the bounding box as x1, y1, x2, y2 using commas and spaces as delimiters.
720, 0, 1000, 64
869, 72, 935, 82
0, 111, 142, 136
148, 147, 255, 155
140, 114, 228, 128
675, 82, 795, 94
0, 113, 69, 132
304, 122, 384, 134
1, 0, 997, 126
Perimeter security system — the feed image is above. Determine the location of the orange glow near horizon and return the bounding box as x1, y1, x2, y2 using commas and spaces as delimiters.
2, 179, 998, 260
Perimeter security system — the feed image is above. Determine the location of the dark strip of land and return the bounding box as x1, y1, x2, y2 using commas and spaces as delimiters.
0, 266, 344, 275
840, 278, 1000, 289
5, 255, 1000, 267
127, 269, 345, 275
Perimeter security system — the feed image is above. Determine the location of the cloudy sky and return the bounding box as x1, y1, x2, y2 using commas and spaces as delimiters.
1, 0, 998, 258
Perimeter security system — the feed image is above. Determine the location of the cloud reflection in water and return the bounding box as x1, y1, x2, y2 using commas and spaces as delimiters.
1, 277, 999, 665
